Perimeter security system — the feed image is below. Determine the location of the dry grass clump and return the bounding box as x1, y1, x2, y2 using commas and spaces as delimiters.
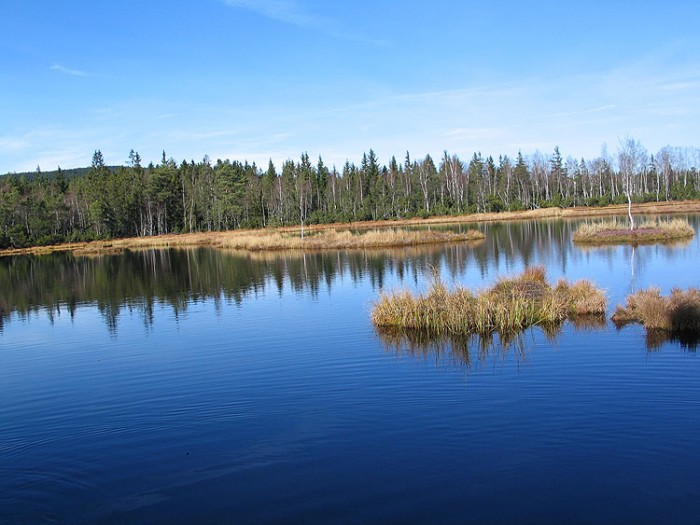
612, 287, 700, 332
371, 266, 607, 337
573, 218, 695, 244
214, 228, 484, 251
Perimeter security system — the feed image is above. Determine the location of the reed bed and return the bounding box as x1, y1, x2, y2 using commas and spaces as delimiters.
210, 228, 484, 251
612, 287, 700, 332
573, 218, 695, 244
19, 228, 484, 256
371, 267, 607, 337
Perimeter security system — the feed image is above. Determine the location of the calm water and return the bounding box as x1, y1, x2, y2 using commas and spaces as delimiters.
1, 216, 700, 524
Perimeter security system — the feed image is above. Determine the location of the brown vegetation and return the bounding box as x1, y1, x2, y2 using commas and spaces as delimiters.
573, 218, 695, 244
371, 267, 607, 337
207, 228, 485, 251
612, 287, 700, 332
2, 227, 483, 257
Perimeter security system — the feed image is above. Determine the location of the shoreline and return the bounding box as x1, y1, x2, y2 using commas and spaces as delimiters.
2, 200, 699, 257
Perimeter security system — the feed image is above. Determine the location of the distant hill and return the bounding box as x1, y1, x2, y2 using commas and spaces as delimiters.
1, 166, 121, 180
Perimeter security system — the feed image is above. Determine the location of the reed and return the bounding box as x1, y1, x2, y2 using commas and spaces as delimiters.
573, 218, 695, 244
211, 228, 484, 251
371, 267, 607, 337
4, 228, 484, 257
612, 287, 700, 332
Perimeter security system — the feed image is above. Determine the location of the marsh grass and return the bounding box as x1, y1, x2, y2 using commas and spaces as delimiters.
612, 287, 700, 333
13, 227, 484, 257
211, 228, 484, 251
371, 266, 607, 338
573, 218, 695, 244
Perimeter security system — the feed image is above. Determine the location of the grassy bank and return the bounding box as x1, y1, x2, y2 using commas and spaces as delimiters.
208, 228, 485, 251
612, 287, 700, 332
1, 228, 484, 257
2, 200, 699, 257
573, 218, 695, 244
371, 267, 607, 337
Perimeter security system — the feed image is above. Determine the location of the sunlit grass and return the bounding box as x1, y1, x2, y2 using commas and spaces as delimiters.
212, 228, 484, 251
612, 287, 700, 332
371, 267, 607, 337
573, 218, 695, 244
38, 228, 485, 256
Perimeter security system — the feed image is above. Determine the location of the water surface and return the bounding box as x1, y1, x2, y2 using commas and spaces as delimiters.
1, 216, 699, 524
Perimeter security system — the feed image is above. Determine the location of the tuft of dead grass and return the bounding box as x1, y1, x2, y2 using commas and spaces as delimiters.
612, 287, 700, 332
573, 218, 695, 244
371, 266, 607, 337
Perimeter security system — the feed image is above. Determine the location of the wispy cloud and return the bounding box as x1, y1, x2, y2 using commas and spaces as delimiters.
5, 48, 698, 174
223, 0, 324, 28
222, 0, 385, 45
545, 105, 617, 119
154, 113, 179, 121
49, 63, 89, 77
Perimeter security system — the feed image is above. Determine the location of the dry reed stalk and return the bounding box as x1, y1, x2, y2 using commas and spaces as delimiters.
371, 266, 607, 337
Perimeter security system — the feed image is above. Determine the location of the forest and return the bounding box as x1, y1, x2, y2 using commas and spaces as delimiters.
1, 139, 698, 249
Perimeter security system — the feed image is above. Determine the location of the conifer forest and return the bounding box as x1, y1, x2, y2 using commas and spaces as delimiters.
1, 140, 698, 249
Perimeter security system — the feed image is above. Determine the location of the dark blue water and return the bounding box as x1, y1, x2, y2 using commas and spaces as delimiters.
1, 217, 699, 524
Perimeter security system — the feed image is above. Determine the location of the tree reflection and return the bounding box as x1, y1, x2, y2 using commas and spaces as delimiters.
0, 216, 695, 335
375, 317, 607, 369
0, 243, 480, 333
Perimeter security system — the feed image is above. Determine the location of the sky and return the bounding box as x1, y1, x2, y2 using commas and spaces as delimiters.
1, 0, 699, 173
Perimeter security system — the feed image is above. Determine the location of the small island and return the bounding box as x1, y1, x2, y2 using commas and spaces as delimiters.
573, 218, 695, 245
32, 227, 485, 256
198, 227, 485, 251
612, 287, 700, 333
371, 267, 607, 337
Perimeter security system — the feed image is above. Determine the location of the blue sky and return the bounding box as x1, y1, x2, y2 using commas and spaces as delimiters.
1, 0, 699, 173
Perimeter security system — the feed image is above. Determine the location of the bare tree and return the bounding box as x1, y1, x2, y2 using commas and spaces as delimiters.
617, 136, 646, 230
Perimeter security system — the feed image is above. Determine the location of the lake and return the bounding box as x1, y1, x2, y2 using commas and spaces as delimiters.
1, 216, 700, 524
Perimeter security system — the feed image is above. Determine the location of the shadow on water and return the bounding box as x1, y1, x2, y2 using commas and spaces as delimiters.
636, 329, 700, 351
375, 315, 608, 369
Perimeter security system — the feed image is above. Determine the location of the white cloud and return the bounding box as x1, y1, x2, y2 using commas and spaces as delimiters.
49, 64, 89, 77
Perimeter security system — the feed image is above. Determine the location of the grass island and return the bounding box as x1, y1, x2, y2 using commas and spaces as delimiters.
612, 287, 700, 333
573, 218, 695, 245
371, 267, 607, 338
13, 227, 485, 257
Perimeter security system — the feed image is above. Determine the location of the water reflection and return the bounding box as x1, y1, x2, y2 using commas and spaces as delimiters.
0, 216, 697, 334
376, 316, 608, 368
0, 245, 477, 333
637, 329, 700, 351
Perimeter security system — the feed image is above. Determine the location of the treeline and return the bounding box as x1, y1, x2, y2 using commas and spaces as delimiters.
1, 141, 699, 249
